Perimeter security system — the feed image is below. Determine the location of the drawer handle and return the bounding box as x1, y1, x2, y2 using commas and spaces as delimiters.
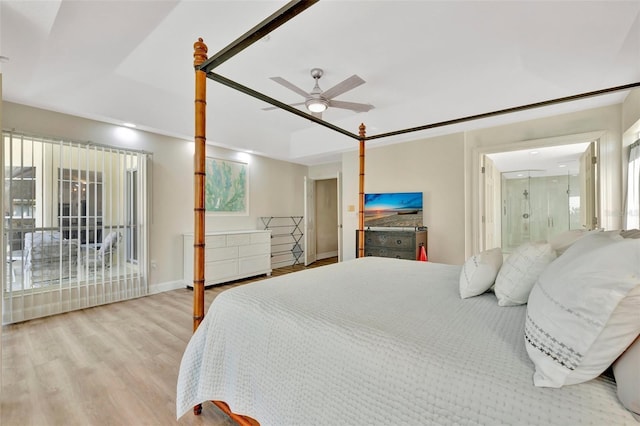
396, 239, 402, 245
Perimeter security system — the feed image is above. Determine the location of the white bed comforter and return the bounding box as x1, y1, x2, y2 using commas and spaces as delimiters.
177, 257, 635, 425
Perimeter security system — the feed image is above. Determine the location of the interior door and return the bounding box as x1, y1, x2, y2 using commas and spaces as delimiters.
580, 142, 597, 229
482, 155, 501, 250
304, 176, 317, 266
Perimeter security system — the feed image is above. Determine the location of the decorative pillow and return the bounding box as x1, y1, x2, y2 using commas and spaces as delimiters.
613, 335, 640, 421
459, 248, 503, 299
524, 237, 640, 388
553, 229, 623, 265
494, 242, 556, 307
547, 229, 589, 256
621, 229, 640, 239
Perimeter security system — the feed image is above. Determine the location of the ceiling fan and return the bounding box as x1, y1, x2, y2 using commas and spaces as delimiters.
264, 68, 374, 118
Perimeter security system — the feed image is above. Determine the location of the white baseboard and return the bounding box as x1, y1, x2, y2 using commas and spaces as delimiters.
317, 251, 338, 260
149, 280, 186, 295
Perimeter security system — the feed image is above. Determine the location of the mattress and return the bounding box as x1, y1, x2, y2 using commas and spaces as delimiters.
176, 256, 635, 425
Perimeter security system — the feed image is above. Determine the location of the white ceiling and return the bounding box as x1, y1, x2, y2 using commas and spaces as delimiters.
1, 1, 639, 166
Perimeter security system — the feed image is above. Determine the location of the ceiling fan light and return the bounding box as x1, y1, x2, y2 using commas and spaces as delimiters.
306, 98, 328, 113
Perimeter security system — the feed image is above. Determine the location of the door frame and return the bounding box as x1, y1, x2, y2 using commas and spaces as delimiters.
468, 130, 604, 255
303, 176, 317, 266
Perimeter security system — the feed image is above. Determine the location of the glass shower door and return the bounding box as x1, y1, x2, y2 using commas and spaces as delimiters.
501, 171, 575, 253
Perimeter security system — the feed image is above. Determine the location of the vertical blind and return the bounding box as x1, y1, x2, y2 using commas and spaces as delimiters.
2, 131, 150, 324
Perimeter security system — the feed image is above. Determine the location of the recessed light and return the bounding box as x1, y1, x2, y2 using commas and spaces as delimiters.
558, 164, 567, 168
123, 122, 136, 128
530, 151, 539, 155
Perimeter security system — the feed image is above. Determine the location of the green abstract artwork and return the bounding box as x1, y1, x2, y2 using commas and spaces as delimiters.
205, 157, 248, 214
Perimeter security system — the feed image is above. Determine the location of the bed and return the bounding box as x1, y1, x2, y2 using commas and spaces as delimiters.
183, 2, 640, 424
177, 252, 639, 425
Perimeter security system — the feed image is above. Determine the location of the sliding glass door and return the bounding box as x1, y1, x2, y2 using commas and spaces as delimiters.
2, 131, 150, 324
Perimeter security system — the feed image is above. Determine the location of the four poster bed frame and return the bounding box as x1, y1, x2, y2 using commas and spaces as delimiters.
189, 1, 640, 423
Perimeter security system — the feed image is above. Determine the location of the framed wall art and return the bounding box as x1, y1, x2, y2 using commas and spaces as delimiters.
205, 157, 249, 215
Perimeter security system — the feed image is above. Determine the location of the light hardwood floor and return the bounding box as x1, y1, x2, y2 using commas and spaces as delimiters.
1, 258, 337, 426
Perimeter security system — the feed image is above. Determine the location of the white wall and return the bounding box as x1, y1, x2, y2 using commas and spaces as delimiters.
2, 102, 307, 292
342, 133, 466, 265
309, 162, 341, 179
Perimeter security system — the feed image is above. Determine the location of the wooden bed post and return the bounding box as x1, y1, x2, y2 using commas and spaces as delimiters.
357, 123, 366, 258
193, 38, 208, 333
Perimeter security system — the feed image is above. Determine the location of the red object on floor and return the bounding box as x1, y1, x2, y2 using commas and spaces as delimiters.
418, 245, 428, 262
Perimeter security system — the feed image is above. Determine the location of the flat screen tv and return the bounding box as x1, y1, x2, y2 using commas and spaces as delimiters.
364, 192, 423, 228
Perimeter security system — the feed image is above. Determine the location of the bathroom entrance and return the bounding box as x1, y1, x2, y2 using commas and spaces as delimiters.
483, 139, 597, 254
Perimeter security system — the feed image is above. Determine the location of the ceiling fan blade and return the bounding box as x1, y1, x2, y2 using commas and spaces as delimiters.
270, 77, 310, 98
328, 100, 374, 113
322, 75, 365, 100
262, 102, 305, 111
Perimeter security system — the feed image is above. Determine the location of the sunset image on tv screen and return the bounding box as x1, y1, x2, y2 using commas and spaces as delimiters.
364, 192, 423, 227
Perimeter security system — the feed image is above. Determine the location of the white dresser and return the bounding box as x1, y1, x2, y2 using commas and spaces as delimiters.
183, 230, 272, 287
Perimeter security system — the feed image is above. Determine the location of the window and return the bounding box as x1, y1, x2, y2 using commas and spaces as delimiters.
58, 169, 103, 243
4, 166, 36, 251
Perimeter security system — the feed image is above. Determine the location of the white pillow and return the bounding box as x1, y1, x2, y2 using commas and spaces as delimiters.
459, 248, 503, 299
554, 229, 623, 265
547, 229, 589, 255
494, 242, 556, 306
621, 229, 640, 239
524, 237, 640, 388
613, 335, 640, 421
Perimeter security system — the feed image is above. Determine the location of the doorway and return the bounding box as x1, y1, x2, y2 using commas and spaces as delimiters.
315, 178, 339, 260
304, 176, 340, 266
484, 140, 597, 253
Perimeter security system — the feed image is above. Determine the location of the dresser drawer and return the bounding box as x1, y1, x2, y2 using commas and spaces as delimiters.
250, 232, 271, 244
364, 247, 415, 260
239, 254, 271, 275
226, 233, 251, 246
207, 246, 238, 261
205, 235, 227, 248
365, 232, 415, 249
205, 259, 238, 283
239, 242, 270, 257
